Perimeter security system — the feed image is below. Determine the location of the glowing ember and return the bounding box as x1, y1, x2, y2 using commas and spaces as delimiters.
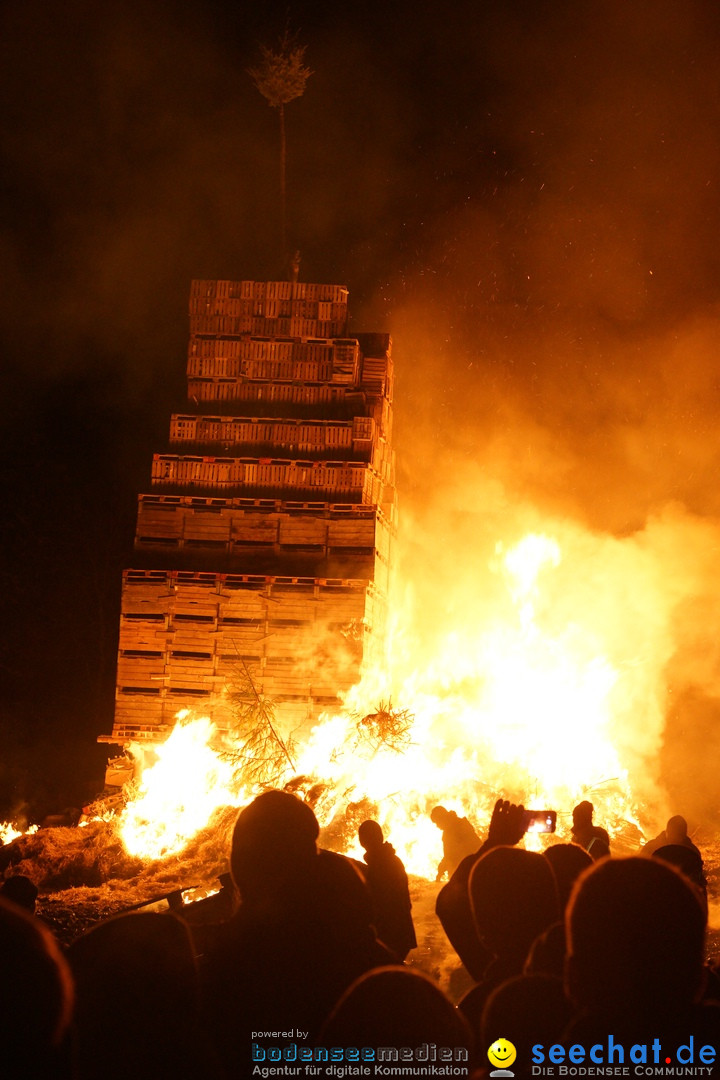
116, 526, 666, 877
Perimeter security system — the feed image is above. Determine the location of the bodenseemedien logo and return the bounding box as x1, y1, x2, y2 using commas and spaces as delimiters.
487, 1037, 517, 1077
251, 1040, 471, 1074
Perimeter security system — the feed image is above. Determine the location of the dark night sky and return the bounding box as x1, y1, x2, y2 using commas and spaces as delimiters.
3, 0, 720, 822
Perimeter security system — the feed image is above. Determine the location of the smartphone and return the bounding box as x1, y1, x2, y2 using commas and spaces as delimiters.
523, 809, 557, 834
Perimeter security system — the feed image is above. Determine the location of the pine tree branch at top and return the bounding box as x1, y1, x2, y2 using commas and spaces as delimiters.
248, 31, 313, 258
248, 30, 312, 110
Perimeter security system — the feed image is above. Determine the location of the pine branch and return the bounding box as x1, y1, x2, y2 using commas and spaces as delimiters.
225, 655, 296, 786
354, 700, 414, 754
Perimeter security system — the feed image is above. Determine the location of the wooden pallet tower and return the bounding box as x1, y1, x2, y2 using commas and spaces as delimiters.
100, 279, 395, 768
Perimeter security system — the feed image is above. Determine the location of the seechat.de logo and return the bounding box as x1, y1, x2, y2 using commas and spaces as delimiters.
488, 1037, 517, 1076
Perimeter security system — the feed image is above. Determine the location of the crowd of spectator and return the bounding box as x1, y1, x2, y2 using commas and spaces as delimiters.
0, 793, 718, 1078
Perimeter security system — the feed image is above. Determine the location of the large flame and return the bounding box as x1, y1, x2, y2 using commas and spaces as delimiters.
119, 715, 246, 860
117, 527, 666, 876
291, 530, 636, 876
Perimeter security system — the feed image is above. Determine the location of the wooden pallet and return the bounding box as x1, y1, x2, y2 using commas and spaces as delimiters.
168, 414, 373, 458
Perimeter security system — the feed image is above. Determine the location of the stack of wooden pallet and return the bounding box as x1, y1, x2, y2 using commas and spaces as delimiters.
103, 279, 397, 756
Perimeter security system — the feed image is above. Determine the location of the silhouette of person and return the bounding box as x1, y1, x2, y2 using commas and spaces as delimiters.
570, 800, 610, 860
652, 843, 707, 911
0, 873, 39, 913
320, 965, 473, 1057
197, 790, 392, 1074
69, 910, 219, 1080
565, 855, 718, 1044
0, 895, 74, 1079
357, 819, 417, 960
543, 843, 593, 912
522, 844, 593, 980
430, 805, 480, 881
458, 846, 560, 1033
640, 827, 714, 1002
480, 973, 572, 1074
436, 798, 526, 980
643, 815, 703, 862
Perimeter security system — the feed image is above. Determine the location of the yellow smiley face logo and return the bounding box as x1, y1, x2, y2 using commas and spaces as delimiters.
487, 1038, 517, 1069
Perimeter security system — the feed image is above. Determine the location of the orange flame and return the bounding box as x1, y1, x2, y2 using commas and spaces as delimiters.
118, 714, 246, 860
117, 528, 659, 875
0, 822, 38, 846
